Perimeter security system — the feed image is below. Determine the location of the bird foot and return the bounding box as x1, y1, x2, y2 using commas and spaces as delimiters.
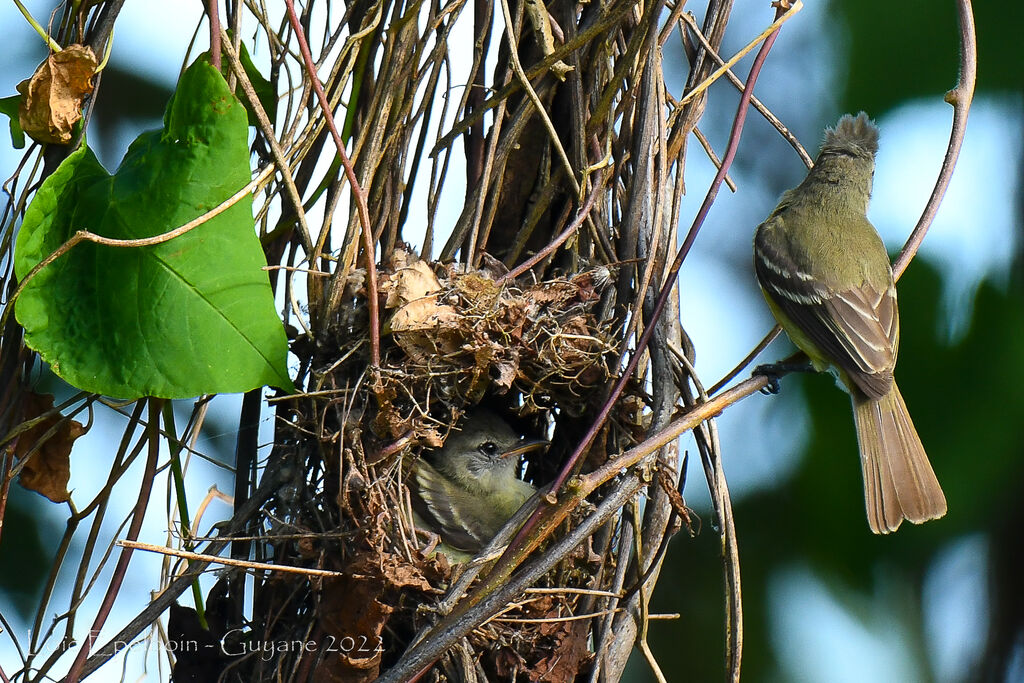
753, 361, 815, 395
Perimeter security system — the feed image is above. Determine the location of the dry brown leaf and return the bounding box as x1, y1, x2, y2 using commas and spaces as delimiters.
477, 252, 509, 278
416, 426, 444, 448
529, 619, 593, 682
10, 392, 84, 503
493, 360, 518, 389
315, 575, 389, 683
375, 402, 413, 439
379, 553, 433, 592
17, 45, 98, 144
496, 298, 529, 341
527, 280, 577, 306
387, 298, 459, 332
494, 646, 528, 679
386, 260, 442, 308
314, 552, 437, 683
452, 269, 501, 305
385, 246, 420, 271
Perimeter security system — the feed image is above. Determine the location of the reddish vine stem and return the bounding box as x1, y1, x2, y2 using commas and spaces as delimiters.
207, 0, 221, 70
892, 0, 976, 280
282, 0, 381, 366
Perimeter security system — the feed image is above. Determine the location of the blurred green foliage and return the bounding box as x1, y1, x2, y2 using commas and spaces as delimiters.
839, 0, 1023, 113
0, 489, 52, 617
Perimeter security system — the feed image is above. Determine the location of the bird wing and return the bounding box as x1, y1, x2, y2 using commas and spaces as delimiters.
408, 460, 504, 553
754, 215, 898, 400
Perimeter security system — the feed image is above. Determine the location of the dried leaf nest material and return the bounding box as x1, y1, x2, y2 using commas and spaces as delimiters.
261, 251, 628, 682
373, 249, 616, 442
486, 594, 595, 681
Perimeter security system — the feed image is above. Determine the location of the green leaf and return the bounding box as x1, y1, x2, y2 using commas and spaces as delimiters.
14, 58, 293, 399
0, 94, 26, 148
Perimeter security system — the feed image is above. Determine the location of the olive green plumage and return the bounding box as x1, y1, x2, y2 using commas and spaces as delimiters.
409, 410, 546, 560
754, 112, 946, 534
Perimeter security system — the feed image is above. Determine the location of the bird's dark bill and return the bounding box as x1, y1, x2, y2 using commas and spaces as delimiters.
500, 437, 549, 458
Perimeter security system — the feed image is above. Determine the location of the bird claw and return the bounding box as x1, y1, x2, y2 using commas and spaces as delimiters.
753, 359, 816, 394
753, 363, 784, 395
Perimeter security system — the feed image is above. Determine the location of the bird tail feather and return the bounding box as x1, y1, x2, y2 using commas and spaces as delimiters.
853, 385, 947, 534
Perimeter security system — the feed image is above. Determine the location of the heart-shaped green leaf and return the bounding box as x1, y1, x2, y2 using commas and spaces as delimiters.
15, 58, 293, 399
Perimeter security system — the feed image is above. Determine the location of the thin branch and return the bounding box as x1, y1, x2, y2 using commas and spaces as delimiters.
430, 0, 636, 156
677, 2, 802, 107
892, 0, 976, 279
220, 32, 314, 255
693, 126, 738, 191
12, 0, 62, 51
117, 540, 345, 578
708, 326, 781, 395
498, 0, 580, 197
498, 175, 603, 283
679, 11, 812, 167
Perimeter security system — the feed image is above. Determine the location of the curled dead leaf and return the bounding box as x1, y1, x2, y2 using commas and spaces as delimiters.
416, 426, 444, 448
385, 260, 442, 309
314, 552, 437, 683
387, 298, 459, 332
10, 392, 85, 502
17, 44, 98, 144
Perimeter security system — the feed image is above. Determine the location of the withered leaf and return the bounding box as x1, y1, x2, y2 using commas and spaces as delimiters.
385, 259, 442, 309
452, 269, 501, 304
17, 44, 98, 144
493, 359, 518, 389
316, 573, 391, 682
529, 618, 593, 682
416, 426, 444, 448
11, 391, 85, 503
527, 280, 577, 306
314, 552, 436, 683
387, 298, 459, 332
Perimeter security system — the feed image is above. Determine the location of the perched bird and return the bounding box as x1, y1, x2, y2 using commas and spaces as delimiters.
409, 410, 548, 559
753, 112, 947, 534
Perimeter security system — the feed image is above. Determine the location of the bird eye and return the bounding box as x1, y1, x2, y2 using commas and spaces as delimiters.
478, 441, 499, 457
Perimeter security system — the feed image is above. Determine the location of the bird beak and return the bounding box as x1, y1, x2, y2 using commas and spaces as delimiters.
500, 436, 549, 459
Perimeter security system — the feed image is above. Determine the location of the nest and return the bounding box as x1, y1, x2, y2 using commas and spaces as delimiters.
208, 250, 646, 682
370, 249, 618, 441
